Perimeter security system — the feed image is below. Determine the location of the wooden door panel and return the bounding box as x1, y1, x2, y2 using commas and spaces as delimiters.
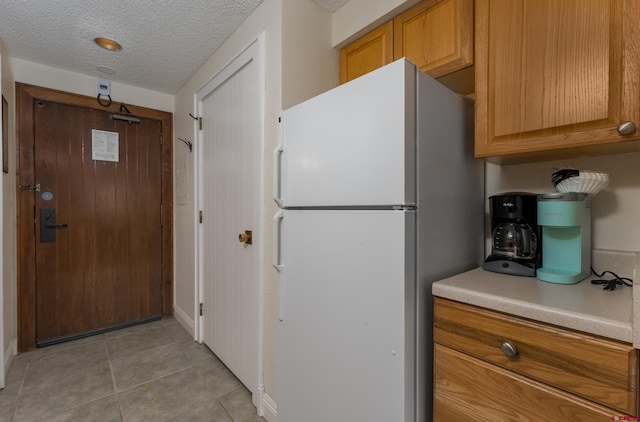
339, 20, 394, 84
393, 0, 473, 78
475, 0, 640, 157
33, 101, 162, 344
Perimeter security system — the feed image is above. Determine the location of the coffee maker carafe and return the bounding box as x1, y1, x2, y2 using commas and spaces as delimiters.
483, 192, 541, 276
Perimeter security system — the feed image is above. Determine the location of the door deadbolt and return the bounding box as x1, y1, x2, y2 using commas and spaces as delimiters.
238, 230, 252, 245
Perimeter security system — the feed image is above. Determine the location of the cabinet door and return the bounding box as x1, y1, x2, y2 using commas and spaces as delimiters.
475, 0, 640, 158
393, 0, 473, 78
340, 20, 393, 84
434, 345, 620, 421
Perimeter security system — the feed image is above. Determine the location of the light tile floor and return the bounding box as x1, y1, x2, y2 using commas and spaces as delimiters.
0, 318, 266, 422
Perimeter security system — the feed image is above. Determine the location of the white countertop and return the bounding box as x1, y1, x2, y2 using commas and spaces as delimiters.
432, 267, 633, 343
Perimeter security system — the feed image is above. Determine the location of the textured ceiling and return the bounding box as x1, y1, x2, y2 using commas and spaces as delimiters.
0, 0, 349, 94
311, 0, 350, 12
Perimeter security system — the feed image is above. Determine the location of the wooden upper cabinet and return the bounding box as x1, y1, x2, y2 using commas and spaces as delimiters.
340, 21, 393, 84
393, 0, 473, 78
475, 0, 640, 158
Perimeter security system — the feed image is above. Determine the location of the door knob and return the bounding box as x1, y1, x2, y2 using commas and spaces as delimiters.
238, 230, 252, 245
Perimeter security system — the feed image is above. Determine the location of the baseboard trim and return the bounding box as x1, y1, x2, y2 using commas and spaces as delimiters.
4, 337, 16, 377
261, 391, 277, 422
173, 305, 195, 338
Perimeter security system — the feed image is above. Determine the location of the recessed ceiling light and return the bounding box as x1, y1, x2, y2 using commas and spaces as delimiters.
94, 37, 122, 51
96, 65, 116, 74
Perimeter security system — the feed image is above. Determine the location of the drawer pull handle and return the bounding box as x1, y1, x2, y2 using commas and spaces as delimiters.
617, 121, 636, 135
501, 341, 518, 357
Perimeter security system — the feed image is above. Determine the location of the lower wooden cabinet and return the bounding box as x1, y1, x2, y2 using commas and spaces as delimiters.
433, 297, 639, 420
434, 345, 616, 420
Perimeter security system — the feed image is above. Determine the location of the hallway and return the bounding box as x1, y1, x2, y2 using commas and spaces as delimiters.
0, 318, 265, 421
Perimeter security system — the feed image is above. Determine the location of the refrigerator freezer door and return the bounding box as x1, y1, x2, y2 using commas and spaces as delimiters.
276, 59, 416, 207
276, 209, 416, 422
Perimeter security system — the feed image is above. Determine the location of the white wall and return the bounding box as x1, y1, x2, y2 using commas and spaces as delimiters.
11, 59, 173, 113
0, 39, 13, 386
486, 152, 640, 254
282, 0, 339, 108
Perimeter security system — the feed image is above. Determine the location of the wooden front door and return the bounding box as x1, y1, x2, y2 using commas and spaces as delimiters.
17, 83, 174, 351
33, 100, 162, 346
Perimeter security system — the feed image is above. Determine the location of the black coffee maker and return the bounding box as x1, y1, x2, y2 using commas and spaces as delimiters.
482, 192, 541, 276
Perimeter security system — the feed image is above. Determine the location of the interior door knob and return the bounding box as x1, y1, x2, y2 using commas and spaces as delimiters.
238, 230, 252, 245
617, 121, 636, 135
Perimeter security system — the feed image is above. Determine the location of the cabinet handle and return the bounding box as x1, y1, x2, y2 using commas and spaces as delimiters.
617, 121, 636, 135
501, 341, 518, 357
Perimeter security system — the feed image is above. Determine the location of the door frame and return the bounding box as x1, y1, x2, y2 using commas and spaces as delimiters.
16, 83, 174, 352
193, 33, 265, 407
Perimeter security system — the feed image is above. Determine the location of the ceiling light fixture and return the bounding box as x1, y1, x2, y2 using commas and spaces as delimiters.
94, 37, 122, 51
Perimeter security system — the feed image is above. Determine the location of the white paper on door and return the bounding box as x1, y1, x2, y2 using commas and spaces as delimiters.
91, 129, 119, 162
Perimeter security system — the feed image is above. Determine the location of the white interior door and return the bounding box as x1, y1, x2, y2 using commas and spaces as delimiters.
196, 36, 264, 399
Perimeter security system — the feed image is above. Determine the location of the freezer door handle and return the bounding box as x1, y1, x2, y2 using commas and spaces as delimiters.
273, 210, 285, 321
273, 115, 284, 207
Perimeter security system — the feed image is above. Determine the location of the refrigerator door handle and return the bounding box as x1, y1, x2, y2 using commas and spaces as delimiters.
273, 210, 285, 321
272, 210, 284, 271
273, 114, 284, 207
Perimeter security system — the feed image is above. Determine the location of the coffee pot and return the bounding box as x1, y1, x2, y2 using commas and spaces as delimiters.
483, 192, 541, 276
491, 221, 537, 260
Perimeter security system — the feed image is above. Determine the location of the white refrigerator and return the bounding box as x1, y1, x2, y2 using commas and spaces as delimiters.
273, 59, 484, 422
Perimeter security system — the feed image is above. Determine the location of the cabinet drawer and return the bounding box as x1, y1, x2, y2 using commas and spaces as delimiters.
434, 298, 639, 414
434, 344, 619, 421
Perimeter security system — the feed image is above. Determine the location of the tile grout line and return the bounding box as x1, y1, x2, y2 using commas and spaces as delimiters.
105, 339, 126, 421
8, 359, 31, 422
191, 355, 236, 422
115, 365, 194, 394
108, 336, 181, 365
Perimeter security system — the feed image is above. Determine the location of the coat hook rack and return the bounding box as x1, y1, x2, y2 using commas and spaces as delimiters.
177, 137, 193, 152
189, 113, 198, 120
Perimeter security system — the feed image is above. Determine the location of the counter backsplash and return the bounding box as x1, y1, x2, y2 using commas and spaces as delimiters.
592, 248, 638, 281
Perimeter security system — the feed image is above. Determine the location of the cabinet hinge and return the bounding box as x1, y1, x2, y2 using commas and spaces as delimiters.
199, 303, 203, 316
199, 210, 203, 224
199, 117, 203, 131
160, 205, 163, 226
